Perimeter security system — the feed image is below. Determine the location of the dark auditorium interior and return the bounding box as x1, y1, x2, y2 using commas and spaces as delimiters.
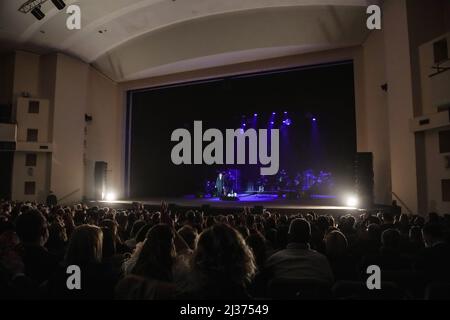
1, 0, 450, 302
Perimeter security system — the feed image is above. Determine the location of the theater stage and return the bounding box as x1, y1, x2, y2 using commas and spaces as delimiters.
91, 193, 367, 215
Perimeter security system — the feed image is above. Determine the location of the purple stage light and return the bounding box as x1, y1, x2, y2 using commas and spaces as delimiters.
284, 111, 288, 114
242, 123, 246, 127
254, 113, 258, 117
284, 119, 292, 126
272, 112, 276, 115
270, 121, 274, 125
312, 117, 317, 122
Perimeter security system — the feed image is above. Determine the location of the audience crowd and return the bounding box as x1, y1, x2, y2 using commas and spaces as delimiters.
1, 199, 449, 300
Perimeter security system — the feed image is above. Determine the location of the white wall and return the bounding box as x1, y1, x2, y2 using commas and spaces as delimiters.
15, 98, 50, 142
7, 51, 121, 204
12, 152, 51, 203
50, 54, 89, 203
12, 52, 40, 104
357, 29, 391, 205
382, 0, 418, 214
84, 69, 121, 199
11, 55, 52, 203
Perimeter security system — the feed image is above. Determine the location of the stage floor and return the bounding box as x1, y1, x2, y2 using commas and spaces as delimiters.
92, 193, 363, 214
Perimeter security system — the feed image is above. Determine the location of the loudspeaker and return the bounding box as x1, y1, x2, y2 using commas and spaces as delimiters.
94, 161, 107, 199
354, 153, 374, 207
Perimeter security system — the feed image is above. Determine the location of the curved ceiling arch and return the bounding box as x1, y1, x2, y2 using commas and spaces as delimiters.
0, 0, 377, 81
2, 0, 372, 56
60, 0, 371, 62
94, 5, 369, 81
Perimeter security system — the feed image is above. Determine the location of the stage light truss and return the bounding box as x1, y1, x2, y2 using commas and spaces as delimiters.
18, 0, 48, 14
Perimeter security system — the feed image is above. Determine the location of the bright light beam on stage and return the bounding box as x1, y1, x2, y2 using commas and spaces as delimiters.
105, 191, 117, 201
345, 194, 359, 208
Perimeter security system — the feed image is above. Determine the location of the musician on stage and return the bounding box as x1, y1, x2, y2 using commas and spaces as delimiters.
215, 172, 226, 197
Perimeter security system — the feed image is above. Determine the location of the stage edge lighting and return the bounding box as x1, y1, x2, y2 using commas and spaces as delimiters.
105, 191, 117, 201
345, 194, 359, 208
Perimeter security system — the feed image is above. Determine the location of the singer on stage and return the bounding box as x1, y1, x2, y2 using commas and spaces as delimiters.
215, 173, 226, 197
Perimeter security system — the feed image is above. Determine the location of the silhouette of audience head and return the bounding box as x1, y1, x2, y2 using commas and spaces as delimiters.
135, 224, 152, 244
178, 225, 198, 250
325, 230, 348, 258
422, 223, 444, 247
317, 215, 331, 233
65, 225, 103, 265
288, 218, 311, 244
381, 228, 401, 251
192, 223, 256, 288
367, 223, 381, 242
16, 209, 49, 246
101, 227, 116, 259
382, 212, 395, 224
409, 226, 423, 243
247, 231, 267, 268
132, 224, 175, 282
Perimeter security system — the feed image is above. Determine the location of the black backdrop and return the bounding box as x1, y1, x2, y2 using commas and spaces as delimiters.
127, 61, 356, 197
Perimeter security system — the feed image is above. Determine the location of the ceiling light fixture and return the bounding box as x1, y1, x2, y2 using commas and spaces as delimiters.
19, 0, 47, 13
31, 5, 45, 20
19, 0, 66, 21
51, 0, 66, 10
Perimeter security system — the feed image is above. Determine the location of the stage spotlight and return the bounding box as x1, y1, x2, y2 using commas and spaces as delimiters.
284, 111, 288, 115
270, 121, 274, 125
312, 117, 317, 122
345, 195, 359, 208
105, 191, 117, 201
51, 0, 66, 10
254, 113, 258, 117
284, 119, 292, 126
272, 112, 276, 115
31, 6, 45, 20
